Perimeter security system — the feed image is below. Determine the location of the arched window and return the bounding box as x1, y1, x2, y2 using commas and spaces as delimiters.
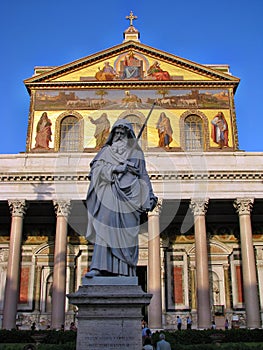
184, 115, 204, 151
59, 116, 81, 152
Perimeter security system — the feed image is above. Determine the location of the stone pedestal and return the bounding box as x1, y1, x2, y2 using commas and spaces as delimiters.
67, 277, 152, 350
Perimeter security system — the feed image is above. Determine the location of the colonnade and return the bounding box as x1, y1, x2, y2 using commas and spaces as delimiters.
1, 197, 261, 329
2, 200, 72, 330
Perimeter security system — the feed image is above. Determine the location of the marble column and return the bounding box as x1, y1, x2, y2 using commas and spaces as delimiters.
2, 200, 28, 329
68, 265, 75, 312
255, 247, 263, 321
51, 200, 71, 330
34, 266, 42, 312
233, 198, 261, 328
223, 264, 231, 311
190, 198, 210, 329
190, 264, 197, 310
147, 199, 163, 329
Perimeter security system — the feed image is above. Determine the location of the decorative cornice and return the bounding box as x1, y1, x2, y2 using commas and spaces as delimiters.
0, 171, 262, 183
24, 80, 238, 91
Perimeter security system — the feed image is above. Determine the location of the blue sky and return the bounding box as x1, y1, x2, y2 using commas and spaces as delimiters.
1, 0, 262, 154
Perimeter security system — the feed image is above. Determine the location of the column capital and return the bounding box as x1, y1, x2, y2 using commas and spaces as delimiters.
53, 200, 71, 217
8, 199, 28, 217
148, 198, 163, 216
190, 198, 209, 216
233, 198, 254, 215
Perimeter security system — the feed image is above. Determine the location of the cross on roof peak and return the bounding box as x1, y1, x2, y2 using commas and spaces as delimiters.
126, 11, 137, 26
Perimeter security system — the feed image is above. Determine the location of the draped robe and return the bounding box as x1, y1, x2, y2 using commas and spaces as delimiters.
86, 125, 156, 276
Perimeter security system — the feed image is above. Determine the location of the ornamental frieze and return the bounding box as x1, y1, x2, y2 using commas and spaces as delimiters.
0, 171, 262, 182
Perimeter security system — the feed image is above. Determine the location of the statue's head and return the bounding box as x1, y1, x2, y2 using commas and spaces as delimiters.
106, 119, 136, 145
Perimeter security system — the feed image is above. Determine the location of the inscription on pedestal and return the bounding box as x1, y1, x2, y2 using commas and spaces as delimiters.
80, 335, 138, 348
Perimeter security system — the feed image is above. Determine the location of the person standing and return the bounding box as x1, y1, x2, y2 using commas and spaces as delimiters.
224, 318, 229, 330
177, 315, 182, 330
85, 119, 158, 278
186, 316, 192, 330
142, 326, 152, 345
156, 333, 171, 350
70, 322, 77, 331
143, 337, 154, 350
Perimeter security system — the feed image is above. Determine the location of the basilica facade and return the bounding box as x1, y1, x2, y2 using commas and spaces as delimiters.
0, 13, 262, 331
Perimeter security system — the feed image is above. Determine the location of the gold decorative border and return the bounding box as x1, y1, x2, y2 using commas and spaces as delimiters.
229, 88, 239, 150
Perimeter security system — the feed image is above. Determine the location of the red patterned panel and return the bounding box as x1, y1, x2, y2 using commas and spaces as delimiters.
236, 265, 244, 303
19, 266, 30, 304
173, 266, 183, 304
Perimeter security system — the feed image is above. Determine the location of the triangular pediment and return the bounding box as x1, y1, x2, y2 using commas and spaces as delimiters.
24, 41, 239, 90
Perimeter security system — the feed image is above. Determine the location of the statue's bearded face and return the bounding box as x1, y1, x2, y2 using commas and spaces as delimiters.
112, 127, 127, 142
112, 127, 128, 154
